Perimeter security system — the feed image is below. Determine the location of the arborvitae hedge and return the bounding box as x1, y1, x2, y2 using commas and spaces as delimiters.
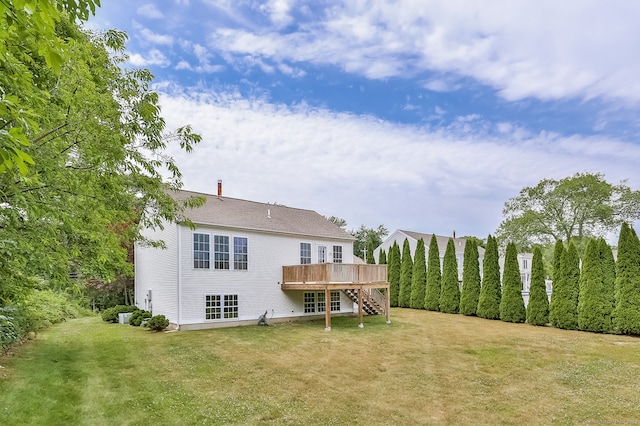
599, 238, 616, 326
500, 242, 526, 323
548, 241, 565, 327
379, 249, 387, 265
577, 238, 611, 333
366, 242, 375, 264
552, 240, 564, 285
388, 242, 401, 307
424, 234, 441, 311
410, 238, 427, 309
477, 235, 501, 319
613, 223, 640, 334
460, 238, 481, 316
550, 242, 579, 330
526, 247, 549, 326
398, 239, 413, 308
439, 239, 460, 313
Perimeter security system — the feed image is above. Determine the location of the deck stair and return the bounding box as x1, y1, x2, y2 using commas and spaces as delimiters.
343, 288, 386, 316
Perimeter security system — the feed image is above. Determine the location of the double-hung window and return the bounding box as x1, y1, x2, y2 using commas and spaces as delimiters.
303, 291, 340, 313
205, 294, 238, 320
300, 243, 311, 264
193, 233, 210, 269
214, 235, 230, 269
234, 237, 248, 270
332, 245, 342, 263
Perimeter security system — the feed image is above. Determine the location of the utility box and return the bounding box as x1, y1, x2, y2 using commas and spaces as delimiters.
118, 312, 132, 324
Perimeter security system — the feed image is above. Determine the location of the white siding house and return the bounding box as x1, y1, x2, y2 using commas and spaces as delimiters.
374, 229, 485, 280
135, 188, 387, 330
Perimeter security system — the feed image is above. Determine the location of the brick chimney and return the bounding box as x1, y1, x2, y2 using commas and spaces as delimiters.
217, 179, 222, 198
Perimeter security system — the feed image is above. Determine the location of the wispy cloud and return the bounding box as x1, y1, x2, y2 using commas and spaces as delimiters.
128, 49, 171, 67
136, 4, 164, 20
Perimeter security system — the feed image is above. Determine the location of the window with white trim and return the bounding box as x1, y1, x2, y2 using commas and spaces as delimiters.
303, 291, 340, 313
300, 243, 311, 264
333, 245, 342, 263
522, 258, 528, 270
193, 233, 210, 269
214, 235, 229, 270
234, 237, 248, 270
205, 294, 238, 320
318, 246, 326, 263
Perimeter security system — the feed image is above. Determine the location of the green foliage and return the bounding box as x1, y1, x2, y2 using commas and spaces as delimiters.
366, 241, 376, 264
550, 242, 580, 330
460, 239, 481, 316
496, 173, 640, 250
351, 224, 388, 260
527, 247, 549, 326
0, 15, 203, 306
101, 305, 137, 323
477, 235, 501, 319
388, 242, 401, 307
0, 308, 21, 352
424, 234, 441, 311
378, 249, 387, 265
19, 288, 92, 331
552, 240, 564, 284
147, 315, 170, 331
499, 242, 526, 323
613, 223, 640, 334
398, 239, 413, 308
578, 239, 614, 333
410, 239, 427, 309
130, 310, 152, 327
439, 239, 460, 314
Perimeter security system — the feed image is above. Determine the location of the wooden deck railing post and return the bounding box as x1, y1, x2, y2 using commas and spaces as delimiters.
358, 286, 364, 328
325, 287, 331, 332
386, 286, 391, 324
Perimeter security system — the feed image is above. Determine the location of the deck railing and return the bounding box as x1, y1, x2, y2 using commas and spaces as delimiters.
282, 263, 387, 284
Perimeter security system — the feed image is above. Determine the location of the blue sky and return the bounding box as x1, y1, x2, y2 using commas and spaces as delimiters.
89, 1, 640, 239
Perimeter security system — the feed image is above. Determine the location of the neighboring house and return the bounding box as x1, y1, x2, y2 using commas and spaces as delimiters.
135, 185, 388, 330
374, 229, 486, 280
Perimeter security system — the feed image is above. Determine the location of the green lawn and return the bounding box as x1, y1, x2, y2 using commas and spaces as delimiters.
1, 309, 640, 425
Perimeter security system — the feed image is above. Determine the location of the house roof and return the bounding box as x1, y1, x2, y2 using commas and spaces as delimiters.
170, 190, 355, 241
396, 229, 486, 255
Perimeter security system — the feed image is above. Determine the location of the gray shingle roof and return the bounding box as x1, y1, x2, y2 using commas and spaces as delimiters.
170, 190, 355, 241
400, 230, 486, 255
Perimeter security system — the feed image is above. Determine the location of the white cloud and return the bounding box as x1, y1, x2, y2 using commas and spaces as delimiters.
139, 27, 174, 45
206, 1, 640, 105
259, 0, 295, 28
137, 4, 164, 19
128, 49, 171, 67
156, 86, 640, 236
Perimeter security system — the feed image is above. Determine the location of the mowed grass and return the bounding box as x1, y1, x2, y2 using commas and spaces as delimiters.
1, 310, 640, 425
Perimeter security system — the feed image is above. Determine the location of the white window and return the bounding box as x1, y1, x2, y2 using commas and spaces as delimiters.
205, 294, 238, 320
234, 237, 248, 270
522, 259, 528, 270
303, 291, 340, 313
318, 246, 326, 263
214, 235, 229, 270
333, 245, 342, 263
193, 233, 210, 269
300, 243, 311, 264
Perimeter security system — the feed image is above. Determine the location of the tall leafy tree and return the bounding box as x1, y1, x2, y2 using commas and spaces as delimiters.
378, 249, 387, 265
499, 242, 526, 323
398, 239, 413, 308
388, 242, 401, 307
424, 234, 441, 311
0, 18, 202, 303
496, 173, 640, 250
460, 238, 481, 316
477, 235, 501, 319
613, 223, 640, 334
577, 239, 612, 332
410, 239, 427, 309
439, 239, 460, 313
549, 242, 580, 330
526, 247, 549, 326
351, 224, 388, 260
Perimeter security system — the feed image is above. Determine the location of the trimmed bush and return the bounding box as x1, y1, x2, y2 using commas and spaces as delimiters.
499, 242, 526, 323
424, 234, 441, 311
398, 239, 413, 308
388, 242, 401, 307
550, 242, 579, 330
527, 247, 549, 326
130, 310, 152, 326
460, 238, 481, 316
101, 305, 137, 323
477, 235, 501, 320
410, 238, 427, 309
439, 239, 460, 314
613, 223, 640, 334
147, 315, 170, 331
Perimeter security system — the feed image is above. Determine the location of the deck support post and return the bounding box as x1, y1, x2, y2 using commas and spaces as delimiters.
324, 287, 331, 332
386, 286, 391, 324
358, 286, 364, 328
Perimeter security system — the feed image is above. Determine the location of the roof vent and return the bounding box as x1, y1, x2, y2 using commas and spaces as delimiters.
267, 208, 271, 219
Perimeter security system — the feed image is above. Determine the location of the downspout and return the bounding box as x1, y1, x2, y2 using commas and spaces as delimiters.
176, 224, 182, 330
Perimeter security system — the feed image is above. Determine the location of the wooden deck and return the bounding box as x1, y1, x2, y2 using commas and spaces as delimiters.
281, 263, 390, 330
